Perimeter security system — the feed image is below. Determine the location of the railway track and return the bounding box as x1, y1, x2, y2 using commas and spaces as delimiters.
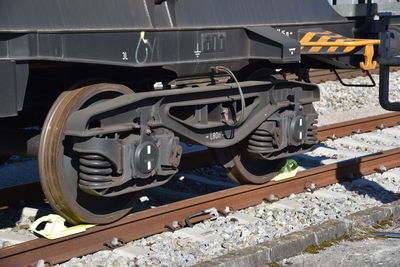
1, 111, 400, 266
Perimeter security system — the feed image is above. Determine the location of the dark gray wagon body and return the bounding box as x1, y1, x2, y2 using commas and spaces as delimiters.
0, 0, 350, 117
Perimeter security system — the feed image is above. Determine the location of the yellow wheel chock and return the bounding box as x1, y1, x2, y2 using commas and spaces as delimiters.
271, 159, 299, 181
29, 214, 96, 239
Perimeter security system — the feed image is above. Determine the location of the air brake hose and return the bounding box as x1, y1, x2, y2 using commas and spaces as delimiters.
214, 66, 246, 127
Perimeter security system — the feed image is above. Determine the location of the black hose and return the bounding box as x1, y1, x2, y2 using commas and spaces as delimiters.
215, 66, 246, 127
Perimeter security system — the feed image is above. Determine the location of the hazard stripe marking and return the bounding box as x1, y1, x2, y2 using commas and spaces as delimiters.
299, 30, 380, 70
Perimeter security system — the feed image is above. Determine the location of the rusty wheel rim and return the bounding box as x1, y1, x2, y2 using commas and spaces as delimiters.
39, 83, 139, 224
215, 144, 285, 184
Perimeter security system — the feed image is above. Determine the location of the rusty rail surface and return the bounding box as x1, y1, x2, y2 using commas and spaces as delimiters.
1, 148, 400, 266
317, 112, 400, 141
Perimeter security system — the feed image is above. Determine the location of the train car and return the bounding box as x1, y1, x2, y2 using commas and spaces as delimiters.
0, 0, 399, 224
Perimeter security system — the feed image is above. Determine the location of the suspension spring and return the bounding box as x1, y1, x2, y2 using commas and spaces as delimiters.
78, 154, 113, 189
306, 118, 318, 144
247, 129, 275, 153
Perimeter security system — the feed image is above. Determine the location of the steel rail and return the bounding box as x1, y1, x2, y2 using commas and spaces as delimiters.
317, 112, 400, 141
1, 147, 400, 266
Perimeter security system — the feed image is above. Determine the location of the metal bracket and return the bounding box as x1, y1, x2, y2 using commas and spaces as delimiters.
360, 44, 378, 70
185, 207, 219, 227
378, 22, 400, 111
333, 69, 376, 87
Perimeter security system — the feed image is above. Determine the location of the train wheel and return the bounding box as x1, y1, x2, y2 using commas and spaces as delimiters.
215, 144, 285, 184
39, 83, 139, 224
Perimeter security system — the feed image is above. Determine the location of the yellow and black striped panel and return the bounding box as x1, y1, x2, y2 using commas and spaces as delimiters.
300, 31, 357, 53
299, 30, 380, 70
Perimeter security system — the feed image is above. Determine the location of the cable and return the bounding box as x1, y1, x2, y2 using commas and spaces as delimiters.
214, 66, 246, 127
135, 31, 150, 64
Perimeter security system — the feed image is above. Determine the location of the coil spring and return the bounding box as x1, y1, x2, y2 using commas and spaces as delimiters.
306, 119, 319, 143
247, 129, 275, 154
78, 154, 113, 188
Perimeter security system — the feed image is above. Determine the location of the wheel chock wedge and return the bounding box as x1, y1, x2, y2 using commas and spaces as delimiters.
29, 214, 96, 239
271, 159, 299, 181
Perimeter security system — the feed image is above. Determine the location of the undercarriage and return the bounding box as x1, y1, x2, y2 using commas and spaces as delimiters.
36, 77, 319, 223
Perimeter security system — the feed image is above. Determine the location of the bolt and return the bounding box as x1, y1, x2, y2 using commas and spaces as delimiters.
219, 206, 232, 216
306, 182, 317, 192
330, 134, 337, 140
145, 128, 152, 135
171, 221, 180, 229
310, 183, 317, 190
171, 145, 183, 168
36, 259, 45, 267
111, 237, 120, 246
377, 165, 387, 173
267, 194, 279, 202
353, 129, 361, 134
377, 124, 385, 130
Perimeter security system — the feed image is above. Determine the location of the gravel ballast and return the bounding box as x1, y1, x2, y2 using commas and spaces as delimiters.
57, 166, 400, 267
314, 71, 400, 116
